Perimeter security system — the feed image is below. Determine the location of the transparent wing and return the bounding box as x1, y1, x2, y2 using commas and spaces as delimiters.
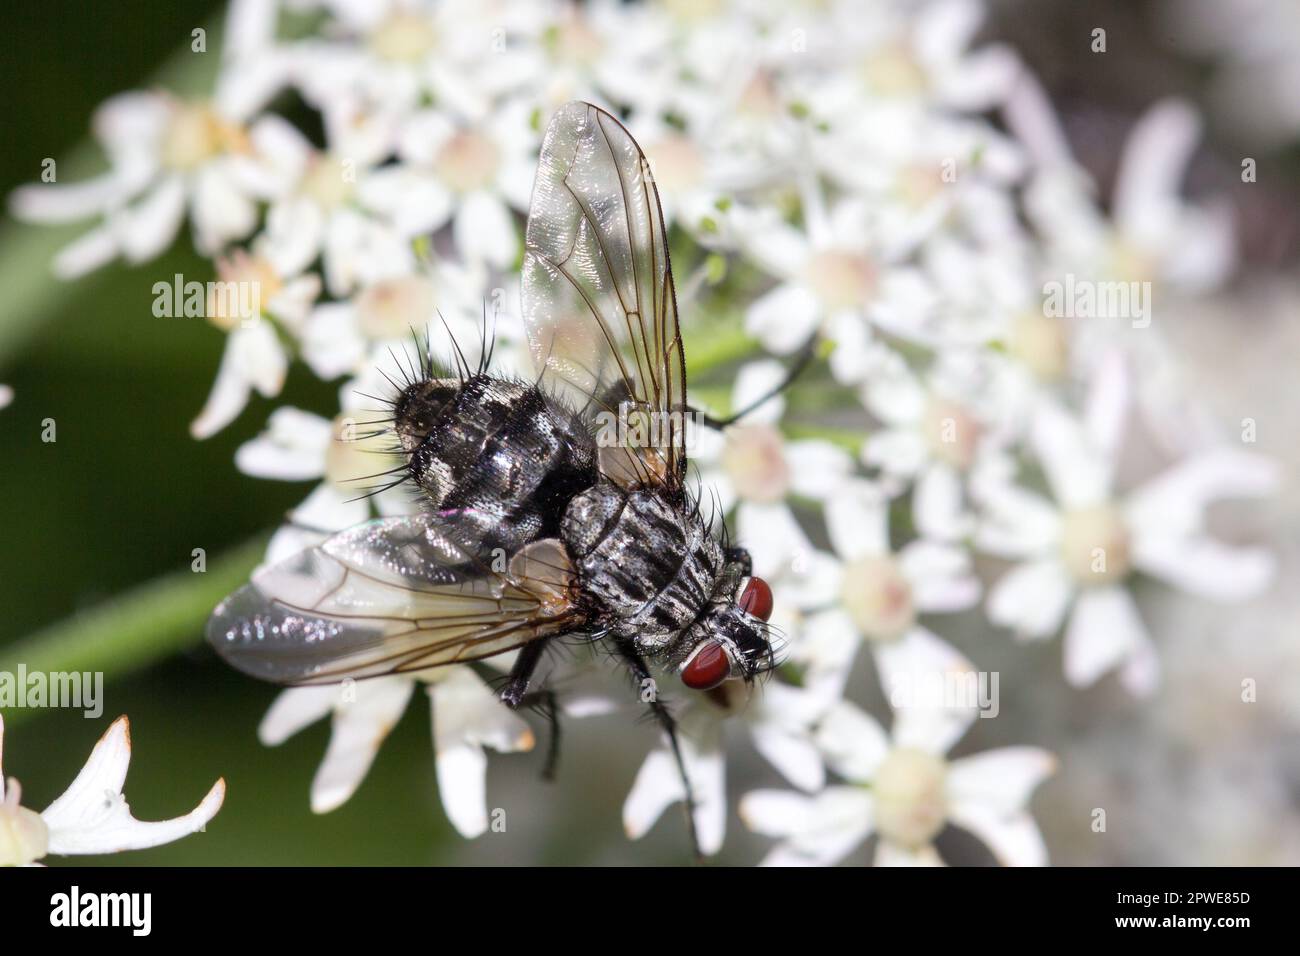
522, 100, 688, 489
206, 516, 580, 685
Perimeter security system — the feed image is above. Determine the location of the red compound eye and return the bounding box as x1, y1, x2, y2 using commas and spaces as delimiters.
738, 576, 773, 621
681, 640, 731, 690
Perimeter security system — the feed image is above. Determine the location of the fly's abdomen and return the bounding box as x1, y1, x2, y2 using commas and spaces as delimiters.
397, 374, 597, 560
562, 482, 721, 645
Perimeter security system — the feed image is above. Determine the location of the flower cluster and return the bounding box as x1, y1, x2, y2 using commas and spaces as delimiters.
11, 0, 1276, 864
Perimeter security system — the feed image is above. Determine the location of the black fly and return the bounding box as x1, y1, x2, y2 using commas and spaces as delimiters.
207, 102, 782, 856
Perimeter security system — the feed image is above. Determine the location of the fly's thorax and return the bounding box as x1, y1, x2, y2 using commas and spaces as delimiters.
562, 481, 722, 643
395, 373, 598, 560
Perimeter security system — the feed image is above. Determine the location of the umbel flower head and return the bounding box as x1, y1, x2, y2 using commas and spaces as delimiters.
0, 714, 225, 866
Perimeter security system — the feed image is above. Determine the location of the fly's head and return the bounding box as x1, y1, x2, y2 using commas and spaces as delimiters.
675, 571, 777, 692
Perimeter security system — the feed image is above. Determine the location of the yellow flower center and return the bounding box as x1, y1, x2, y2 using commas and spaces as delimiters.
647, 134, 705, 194
1010, 311, 1069, 382
435, 130, 500, 194
1060, 503, 1131, 585
547, 14, 604, 65
922, 397, 980, 470
356, 275, 437, 341
896, 163, 946, 207
841, 555, 915, 642
369, 12, 438, 63
720, 424, 790, 504
161, 103, 249, 170
663, 0, 724, 21
805, 250, 877, 313
862, 45, 927, 96
302, 154, 355, 209
873, 748, 948, 848
208, 251, 282, 331
737, 71, 781, 119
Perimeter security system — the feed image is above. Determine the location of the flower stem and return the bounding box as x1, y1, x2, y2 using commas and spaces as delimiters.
0, 535, 267, 724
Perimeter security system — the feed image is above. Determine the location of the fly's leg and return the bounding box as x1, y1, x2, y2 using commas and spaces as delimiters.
501, 641, 563, 781
500, 638, 550, 708
514, 688, 563, 782
536, 690, 561, 780
615, 638, 702, 860
690, 337, 817, 431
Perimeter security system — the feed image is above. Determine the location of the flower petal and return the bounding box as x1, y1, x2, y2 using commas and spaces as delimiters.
311, 677, 415, 814
1063, 586, 1156, 691
431, 667, 534, 838
258, 685, 338, 746
235, 407, 331, 480
1125, 447, 1279, 540
899, 540, 981, 614
1132, 535, 1275, 603
454, 191, 518, 269
879, 627, 978, 754
42, 717, 225, 855
745, 282, 820, 355
815, 700, 890, 782
987, 559, 1074, 639
825, 479, 890, 560
747, 787, 874, 866
946, 747, 1057, 816
623, 705, 726, 855
947, 805, 1049, 866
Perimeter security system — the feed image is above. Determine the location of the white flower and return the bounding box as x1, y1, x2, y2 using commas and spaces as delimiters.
820, 0, 1022, 112
245, 115, 415, 299
259, 666, 534, 837
623, 679, 834, 856
692, 358, 853, 527
792, 478, 982, 702
978, 354, 1278, 693
360, 97, 537, 269
859, 349, 1014, 540
0, 714, 225, 866
742, 190, 939, 359
741, 695, 1055, 866
0, 385, 12, 411
9, 0, 290, 279
190, 247, 322, 439
1010, 82, 1234, 295
299, 258, 489, 380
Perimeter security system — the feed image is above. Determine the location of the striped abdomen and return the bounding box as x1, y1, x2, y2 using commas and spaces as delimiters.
561, 481, 722, 646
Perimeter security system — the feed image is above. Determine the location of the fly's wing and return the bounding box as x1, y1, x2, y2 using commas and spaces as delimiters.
206, 517, 581, 685
522, 101, 688, 491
